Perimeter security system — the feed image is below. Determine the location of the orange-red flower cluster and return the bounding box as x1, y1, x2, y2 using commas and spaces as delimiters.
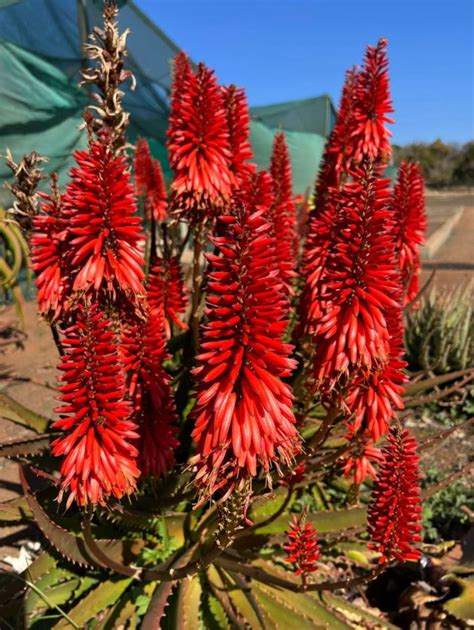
368, 427, 423, 563
391, 161, 426, 305
221, 84, 254, 184
121, 281, 178, 479
52, 304, 140, 508
269, 132, 297, 292
299, 40, 394, 338
167, 53, 234, 214
342, 430, 383, 485
134, 137, 168, 222
319, 68, 359, 192
297, 40, 407, 457
350, 38, 394, 165
192, 172, 301, 497
31, 187, 69, 322
284, 515, 320, 577
62, 139, 145, 305
308, 164, 404, 438
148, 257, 188, 338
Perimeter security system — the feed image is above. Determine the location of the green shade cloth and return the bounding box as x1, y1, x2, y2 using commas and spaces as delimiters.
251, 95, 336, 138
0, 39, 88, 202
250, 121, 325, 194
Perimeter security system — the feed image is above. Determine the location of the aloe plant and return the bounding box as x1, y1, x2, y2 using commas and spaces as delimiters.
0, 206, 31, 326
405, 283, 474, 374
0, 3, 472, 629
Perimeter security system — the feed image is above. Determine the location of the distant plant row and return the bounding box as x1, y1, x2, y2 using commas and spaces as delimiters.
393, 140, 474, 188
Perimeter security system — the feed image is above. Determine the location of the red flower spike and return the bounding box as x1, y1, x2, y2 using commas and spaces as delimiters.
300, 40, 393, 337
350, 38, 394, 166
148, 257, 189, 339
297, 70, 358, 338
134, 137, 168, 222
121, 286, 179, 479
269, 132, 297, 292
391, 161, 427, 305
367, 426, 423, 564
31, 188, 70, 321
238, 169, 275, 214
309, 163, 398, 391
167, 56, 234, 215
345, 368, 404, 442
284, 515, 320, 577
221, 84, 255, 184
52, 303, 139, 508
191, 171, 301, 498
169, 52, 193, 116
320, 68, 359, 191
300, 160, 406, 441
62, 139, 145, 306
281, 460, 306, 487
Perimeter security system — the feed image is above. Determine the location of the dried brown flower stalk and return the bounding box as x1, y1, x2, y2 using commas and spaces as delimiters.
81, 0, 135, 153
4, 149, 46, 236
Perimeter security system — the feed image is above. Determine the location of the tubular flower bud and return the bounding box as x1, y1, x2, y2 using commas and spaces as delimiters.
310, 163, 398, 391
297, 70, 358, 338
298, 39, 393, 337
221, 84, 255, 184
303, 162, 406, 440
191, 172, 301, 498
367, 426, 423, 564
52, 303, 140, 508
269, 132, 297, 292
148, 257, 189, 339
284, 515, 320, 577
121, 287, 178, 479
391, 161, 427, 305
350, 38, 394, 166
167, 54, 234, 215
341, 427, 383, 484
134, 137, 168, 222
320, 68, 359, 191
31, 185, 70, 321
62, 138, 145, 307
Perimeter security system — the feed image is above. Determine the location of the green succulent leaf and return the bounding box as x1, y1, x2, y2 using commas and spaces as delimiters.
0, 495, 32, 522
336, 542, 378, 567
255, 506, 367, 535
102, 582, 156, 630
204, 593, 231, 630
0, 392, 50, 433
442, 575, 474, 623
0, 219, 24, 287
251, 487, 292, 521
52, 578, 132, 629
26, 576, 81, 621
25, 551, 58, 582
140, 581, 176, 630
321, 592, 399, 628
0, 432, 53, 458
176, 574, 203, 629
249, 561, 351, 629
404, 369, 474, 397
20, 467, 101, 568
252, 584, 334, 629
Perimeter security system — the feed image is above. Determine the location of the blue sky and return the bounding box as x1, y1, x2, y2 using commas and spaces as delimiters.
137, 0, 473, 145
